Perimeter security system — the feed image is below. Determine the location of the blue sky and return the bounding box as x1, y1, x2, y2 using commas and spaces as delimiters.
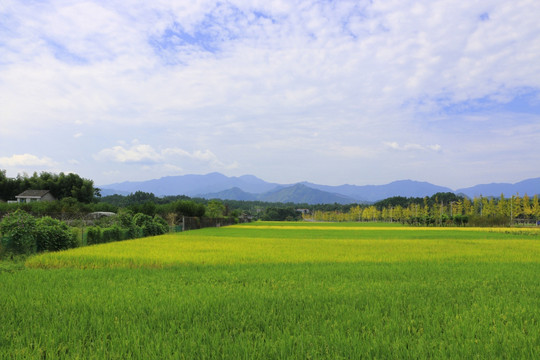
1, 0, 540, 189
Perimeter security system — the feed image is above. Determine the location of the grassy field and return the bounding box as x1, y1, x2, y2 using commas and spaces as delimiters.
2, 222, 540, 358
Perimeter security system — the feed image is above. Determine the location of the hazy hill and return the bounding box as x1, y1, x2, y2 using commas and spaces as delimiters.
202, 184, 356, 204
456, 177, 540, 198
100, 173, 540, 204
202, 187, 258, 201
301, 180, 453, 202
259, 184, 356, 204
101, 172, 279, 197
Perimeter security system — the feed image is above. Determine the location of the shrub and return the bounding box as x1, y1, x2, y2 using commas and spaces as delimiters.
468, 215, 510, 227
102, 225, 121, 243
127, 225, 143, 239
131, 213, 168, 237
153, 215, 169, 234
117, 209, 135, 228
35, 216, 78, 252
0, 210, 37, 254
86, 226, 102, 245
133, 213, 153, 228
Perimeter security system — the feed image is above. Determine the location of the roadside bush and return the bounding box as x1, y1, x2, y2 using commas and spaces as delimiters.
84, 212, 168, 246
117, 209, 134, 228
86, 226, 102, 245
133, 213, 168, 237
153, 215, 169, 234
102, 225, 121, 243
35, 216, 78, 252
0, 210, 77, 254
133, 213, 152, 227
71, 227, 83, 247
127, 225, 143, 239
0, 210, 37, 254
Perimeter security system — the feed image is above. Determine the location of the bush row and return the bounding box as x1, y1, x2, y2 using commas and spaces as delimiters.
85, 213, 169, 245
0, 210, 171, 255
0, 210, 78, 255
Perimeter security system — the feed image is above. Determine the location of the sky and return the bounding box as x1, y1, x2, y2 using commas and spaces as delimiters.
1, 0, 540, 190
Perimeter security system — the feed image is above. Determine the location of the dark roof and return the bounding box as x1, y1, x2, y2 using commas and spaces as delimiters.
16, 190, 51, 198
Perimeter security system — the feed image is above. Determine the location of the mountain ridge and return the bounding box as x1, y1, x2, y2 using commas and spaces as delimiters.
99, 173, 540, 204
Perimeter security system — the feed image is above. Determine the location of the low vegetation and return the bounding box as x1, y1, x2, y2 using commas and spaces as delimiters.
0, 210, 78, 255
310, 193, 540, 226
2, 223, 539, 358
0, 209, 170, 256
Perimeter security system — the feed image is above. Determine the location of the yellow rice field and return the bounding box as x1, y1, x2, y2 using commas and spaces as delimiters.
26, 223, 540, 269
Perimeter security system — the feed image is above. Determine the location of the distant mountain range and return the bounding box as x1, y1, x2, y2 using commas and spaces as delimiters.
202, 184, 357, 204
99, 172, 540, 204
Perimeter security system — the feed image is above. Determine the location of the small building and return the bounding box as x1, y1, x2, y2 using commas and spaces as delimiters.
87, 212, 116, 220
15, 190, 56, 203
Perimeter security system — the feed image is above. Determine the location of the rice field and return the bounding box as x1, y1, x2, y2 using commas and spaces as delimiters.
2, 222, 540, 358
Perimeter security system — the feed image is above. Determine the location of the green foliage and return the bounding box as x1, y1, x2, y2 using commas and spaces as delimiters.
86, 226, 102, 245
87, 225, 127, 245
167, 199, 206, 218
129, 201, 157, 217
375, 192, 464, 209
0, 210, 77, 254
468, 214, 510, 227
132, 213, 168, 237
0, 170, 97, 203
84, 212, 168, 244
35, 216, 78, 252
0, 209, 36, 254
117, 209, 135, 228
133, 213, 152, 228
206, 200, 225, 218
261, 207, 302, 221
102, 225, 122, 243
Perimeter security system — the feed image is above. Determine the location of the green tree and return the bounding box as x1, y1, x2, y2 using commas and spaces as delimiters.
168, 200, 206, 218
206, 200, 226, 218
532, 195, 540, 220
497, 194, 508, 217
522, 193, 532, 218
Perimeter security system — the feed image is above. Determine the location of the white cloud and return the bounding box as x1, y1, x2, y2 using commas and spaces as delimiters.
0, 154, 57, 167
384, 142, 442, 152
95, 144, 162, 163
95, 143, 236, 169
1, 1, 540, 187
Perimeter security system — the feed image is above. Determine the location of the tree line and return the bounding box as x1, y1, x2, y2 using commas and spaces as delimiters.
308, 192, 540, 226
0, 170, 98, 203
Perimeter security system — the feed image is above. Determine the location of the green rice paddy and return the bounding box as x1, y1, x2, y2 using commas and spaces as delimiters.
2, 222, 540, 358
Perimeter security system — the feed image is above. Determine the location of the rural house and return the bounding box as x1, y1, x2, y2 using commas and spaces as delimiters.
15, 190, 56, 203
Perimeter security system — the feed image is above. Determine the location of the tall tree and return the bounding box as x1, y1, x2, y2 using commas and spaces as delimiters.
532, 195, 540, 220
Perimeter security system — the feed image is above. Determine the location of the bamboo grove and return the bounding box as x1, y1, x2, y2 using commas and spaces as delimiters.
306, 193, 540, 226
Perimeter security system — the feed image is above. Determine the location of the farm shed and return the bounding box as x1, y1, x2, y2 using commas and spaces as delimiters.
15, 190, 55, 203
87, 212, 116, 220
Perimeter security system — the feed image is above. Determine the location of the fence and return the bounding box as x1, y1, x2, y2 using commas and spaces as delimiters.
0, 211, 251, 239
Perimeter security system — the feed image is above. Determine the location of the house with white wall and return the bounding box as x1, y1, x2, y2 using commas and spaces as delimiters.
15, 190, 56, 203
